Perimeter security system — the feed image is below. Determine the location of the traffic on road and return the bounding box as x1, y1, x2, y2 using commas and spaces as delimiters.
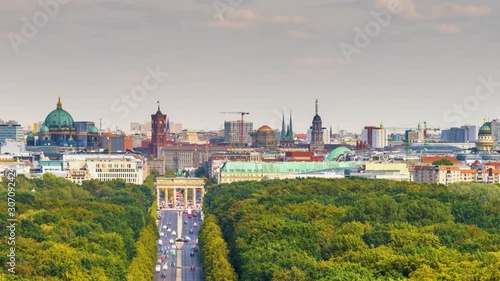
154, 193, 205, 281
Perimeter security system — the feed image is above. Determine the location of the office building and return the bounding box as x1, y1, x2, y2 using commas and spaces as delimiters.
461, 125, 477, 142
362, 125, 387, 149
0, 124, 23, 143
224, 121, 253, 145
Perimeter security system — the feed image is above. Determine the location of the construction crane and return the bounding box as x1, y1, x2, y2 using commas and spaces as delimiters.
422, 122, 440, 156
102, 129, 119, 157
387, 122, 440, 159
220, 112, 250, 144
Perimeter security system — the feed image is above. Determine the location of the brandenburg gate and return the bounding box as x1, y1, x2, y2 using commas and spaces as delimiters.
155, 177, 205, 209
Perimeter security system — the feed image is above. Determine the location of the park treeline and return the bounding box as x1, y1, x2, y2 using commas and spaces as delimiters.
0, 173, 158, 281
198, 214, 238, 281
202, 178, 500, 281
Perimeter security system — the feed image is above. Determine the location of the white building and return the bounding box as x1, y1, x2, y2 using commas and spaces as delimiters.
63, 153, 148, 184
0, 140, 26, 155
362, 126, 387, 149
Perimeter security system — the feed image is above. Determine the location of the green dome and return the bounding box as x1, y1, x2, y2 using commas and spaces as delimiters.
479, 122, 491, 136
326, 146, 353, 161
27, 132, 35, 138
88, 125, 98, 134
40, 124, 49, 133
44, 97, 74, 129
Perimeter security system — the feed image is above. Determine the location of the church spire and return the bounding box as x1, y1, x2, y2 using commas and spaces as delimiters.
280, 111, 286, 141
57, 95, 62, 109
315, 99, 318, 115
288, 111, 294, 141
166, 117, 170, 131
156, 100, 163, 115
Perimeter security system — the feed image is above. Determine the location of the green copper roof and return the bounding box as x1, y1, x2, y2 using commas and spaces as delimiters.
479, 122, 491, 136
44, 97, 74, 129
88, 125, 98, 134
40, 124, 49, 133
220, 161, 358, 174
325, 146, 353, 161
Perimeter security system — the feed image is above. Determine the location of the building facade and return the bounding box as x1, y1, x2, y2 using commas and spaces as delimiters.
64, 154, 148, 184
0, 124, 23, 143
362, 125, 387, 149
254, 125, 278, 149
224, 121, 253, 145
159, 144, 230, 170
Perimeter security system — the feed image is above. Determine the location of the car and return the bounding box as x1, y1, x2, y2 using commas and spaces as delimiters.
166, 228, 171, 232
189, 229, 194, 234
167, 221, 172, 225
169, 239, 174, 244
156, 264, 161, 272
160, 255, 165, 262
170, 261, 175, 267
190, 248, 195, 256
190, 265, 195, 271
172, 245, 176, 250
159, 247, 163, 252
162, 225, 167, 229
160, 232, 164, 237
193, 223, 198, 227
163, 263, 168, 270
171, 250, 176, 256
158, 240, 163, 246
161, 270, 167, 278
172, 231, 177, 236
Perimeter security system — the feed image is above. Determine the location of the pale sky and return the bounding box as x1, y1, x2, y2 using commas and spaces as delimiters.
1, 0, 499, 133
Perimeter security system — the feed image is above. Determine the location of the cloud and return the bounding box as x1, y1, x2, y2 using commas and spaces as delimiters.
436, 24, 462, 34
271, 15, 306, 23
431, 4, 491, 19
205, 20, 255, 29
295, 70, 338, 79
287, 29, 311, 39
292, 57, 347, 65
226, 9, 259, 21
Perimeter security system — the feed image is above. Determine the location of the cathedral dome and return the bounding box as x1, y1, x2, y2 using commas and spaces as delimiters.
257, 125, 273, 132
44, 97, 74, 129
88, 125, 99, 134
313, 114, 322, 122
478, 122, 491, 136
40, 124, 49, 133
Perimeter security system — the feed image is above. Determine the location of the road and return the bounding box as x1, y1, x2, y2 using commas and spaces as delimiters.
181, 212, 205, 281
153, 209, 205, 281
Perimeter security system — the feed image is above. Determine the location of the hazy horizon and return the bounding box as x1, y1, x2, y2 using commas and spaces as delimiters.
2, 0, 499, 133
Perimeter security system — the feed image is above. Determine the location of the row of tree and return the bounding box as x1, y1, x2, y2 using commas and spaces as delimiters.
199, 215, 238, 281
203, 178, 500, 280
0, 173, 157, 280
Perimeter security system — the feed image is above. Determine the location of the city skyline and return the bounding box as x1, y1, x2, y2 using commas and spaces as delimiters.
1, 0, 499, 132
